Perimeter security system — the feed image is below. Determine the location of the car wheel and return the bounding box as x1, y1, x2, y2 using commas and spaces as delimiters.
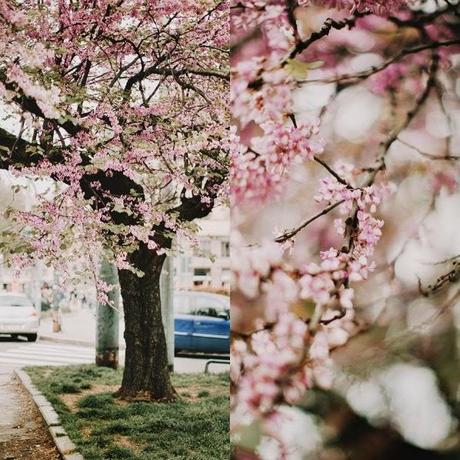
26, 334, 38, 342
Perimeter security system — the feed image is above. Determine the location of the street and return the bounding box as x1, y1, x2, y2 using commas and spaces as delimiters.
0, 336, 229, 373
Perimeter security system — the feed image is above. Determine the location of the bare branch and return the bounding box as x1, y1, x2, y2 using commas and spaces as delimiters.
286, 12, 369, 62
314, 155, 351, 187
275, 199, 345, 243
365, 53, 440, 186
397, 137, 460, 161
301, 39, 459, 85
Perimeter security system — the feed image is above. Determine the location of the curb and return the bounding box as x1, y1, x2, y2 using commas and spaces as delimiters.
15, 369, 84, 460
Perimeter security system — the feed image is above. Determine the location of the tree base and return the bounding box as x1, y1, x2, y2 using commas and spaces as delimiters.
96, 349, 118, 369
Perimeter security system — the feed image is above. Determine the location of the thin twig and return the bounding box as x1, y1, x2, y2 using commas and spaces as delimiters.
365, 53, 440, 186
314, 156, 351, 187
275, 199, 345, 243
397, 137, 460, 161
300, 39, 459, 85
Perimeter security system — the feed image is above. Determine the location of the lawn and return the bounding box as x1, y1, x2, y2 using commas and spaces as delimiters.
26, 365, 229, 460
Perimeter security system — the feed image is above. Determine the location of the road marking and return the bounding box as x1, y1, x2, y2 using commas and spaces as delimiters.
0, 342, 97, 367
27, 343, 94, 352
14, 344, 94, 354
14, 346, 94, 357
0, 355, 92, 366
0, 351, 93, 362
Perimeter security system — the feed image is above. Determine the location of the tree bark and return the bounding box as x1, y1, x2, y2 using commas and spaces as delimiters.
117, 242, 176, 401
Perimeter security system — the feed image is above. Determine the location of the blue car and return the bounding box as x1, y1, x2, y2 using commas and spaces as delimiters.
174, 291, 229, 354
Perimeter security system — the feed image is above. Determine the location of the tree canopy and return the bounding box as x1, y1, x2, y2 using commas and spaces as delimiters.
0, 0, 229, 289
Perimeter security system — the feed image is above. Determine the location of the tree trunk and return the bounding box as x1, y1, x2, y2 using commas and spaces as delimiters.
117, 242, 176, 401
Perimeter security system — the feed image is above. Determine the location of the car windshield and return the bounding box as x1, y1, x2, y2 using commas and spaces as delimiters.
0, 295, 31, 307
174, 293, 229, 318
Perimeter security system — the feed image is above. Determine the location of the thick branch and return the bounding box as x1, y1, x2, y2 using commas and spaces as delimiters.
0, 126, 43, 169
125, 65, 229, 95
0, 78, 81, 136
286, 12, 369, 62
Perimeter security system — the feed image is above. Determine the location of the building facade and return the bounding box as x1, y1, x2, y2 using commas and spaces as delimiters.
174, 207, 230, 292
0, 257, 53, 309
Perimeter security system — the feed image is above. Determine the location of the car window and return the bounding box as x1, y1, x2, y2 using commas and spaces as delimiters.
193, 296, 229, 319
195, 306, 220, 317
174, 292, 230, 318
0, 295, 31, 307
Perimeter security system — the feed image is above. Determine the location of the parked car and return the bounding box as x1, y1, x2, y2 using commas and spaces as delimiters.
174, 291, 229, 354
0, 293, 39, 341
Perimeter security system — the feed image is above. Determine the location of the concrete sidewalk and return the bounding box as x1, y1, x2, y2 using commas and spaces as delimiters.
39, 309, 125, 348
0, 367, 60, 459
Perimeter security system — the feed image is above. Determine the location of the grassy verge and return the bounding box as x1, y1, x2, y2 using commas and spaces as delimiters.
26, 365, 229, 460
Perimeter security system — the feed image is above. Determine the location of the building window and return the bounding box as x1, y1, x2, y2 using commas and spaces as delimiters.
194, 268, 210, 277
221, 241, 230, 257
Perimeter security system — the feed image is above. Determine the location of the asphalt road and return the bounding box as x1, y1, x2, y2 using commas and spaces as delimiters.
0, 336, 229, 373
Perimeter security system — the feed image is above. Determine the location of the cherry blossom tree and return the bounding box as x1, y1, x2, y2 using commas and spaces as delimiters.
0, 0, 229, 401
231, 0, 460, 457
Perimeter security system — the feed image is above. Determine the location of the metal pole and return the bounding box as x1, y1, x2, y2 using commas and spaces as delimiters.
96, 259, 120, 369
160, 257, 174, 371
52, 271, 62, 333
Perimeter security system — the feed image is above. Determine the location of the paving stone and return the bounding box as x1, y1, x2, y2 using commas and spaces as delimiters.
50, 425, 67, 437
32, 394, 51, 407
39, 405, 60, 426
53, 435, 77, 455
64, 453, 85, 460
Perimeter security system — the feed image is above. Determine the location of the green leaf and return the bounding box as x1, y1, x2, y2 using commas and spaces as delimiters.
284, 59, 324, 80
233, 419, 262, 451
292, 299, 316, 321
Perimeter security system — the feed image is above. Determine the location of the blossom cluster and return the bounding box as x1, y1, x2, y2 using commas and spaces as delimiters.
231, 121, 324, 204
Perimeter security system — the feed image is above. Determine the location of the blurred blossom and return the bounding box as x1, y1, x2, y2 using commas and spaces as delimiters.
342, 363, 456, 449
293, 83, 336, 114
426, 110, 451, 139
395, 192, 460, 288
258, 406, 322, 460
333, 87, 384, 141
379, 364, 455, 449
406, 297, 440, 334
346, 379, 388, 423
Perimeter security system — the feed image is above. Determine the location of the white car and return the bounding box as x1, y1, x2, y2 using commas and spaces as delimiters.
0, 293, 39, 341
